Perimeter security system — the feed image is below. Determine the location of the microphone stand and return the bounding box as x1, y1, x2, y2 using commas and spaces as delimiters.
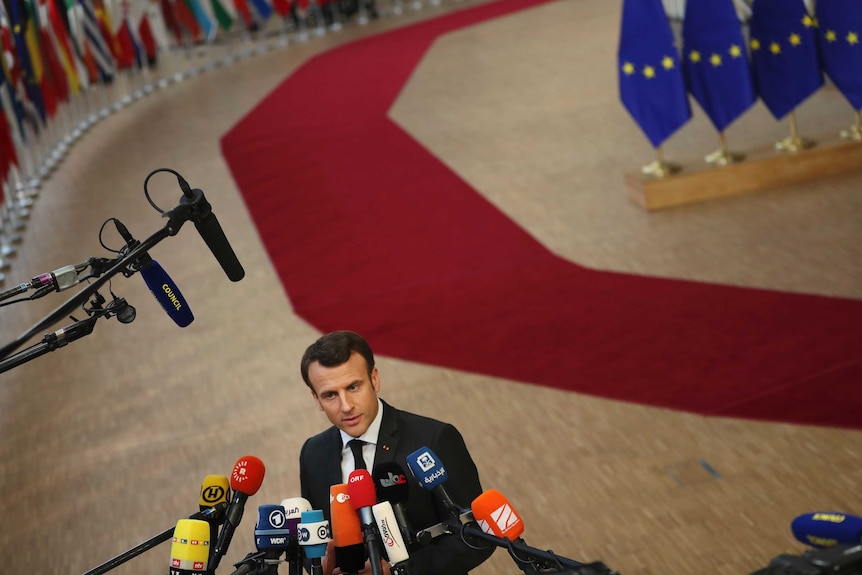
81, 504, 227, 575
417, 517, 617, 575
0, 188, 207, 363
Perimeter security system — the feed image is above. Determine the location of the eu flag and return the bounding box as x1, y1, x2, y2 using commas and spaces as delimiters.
682, 0, 756, 132
618, 0, 691, 148
749, 0, 823, 120
6, 0, 47, 124
817, 0, 862, 110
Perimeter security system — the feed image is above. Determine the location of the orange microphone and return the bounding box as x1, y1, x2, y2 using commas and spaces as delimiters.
471, 489, 525, 541
330, 483, 366, 573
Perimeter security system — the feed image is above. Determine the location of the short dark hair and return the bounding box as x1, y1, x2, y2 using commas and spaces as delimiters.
300, 331, 375, 390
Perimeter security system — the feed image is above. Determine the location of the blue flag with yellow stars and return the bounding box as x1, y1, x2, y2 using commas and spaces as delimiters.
817, 0, 862, 110
682, 0, 756, 132
749, 0, 823, 120
618, 0, 691, 148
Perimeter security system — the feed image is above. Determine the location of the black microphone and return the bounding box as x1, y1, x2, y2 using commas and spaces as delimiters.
177, 184, 245, 282
114, 219, 194, 327
211, 455, 266, 570
372, 462, 414, 546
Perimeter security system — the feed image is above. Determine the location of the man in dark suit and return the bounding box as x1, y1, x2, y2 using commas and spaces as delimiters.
299, 330, 494, 574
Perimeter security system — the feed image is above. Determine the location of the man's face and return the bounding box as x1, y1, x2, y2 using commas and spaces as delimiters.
307, 352, 381, 438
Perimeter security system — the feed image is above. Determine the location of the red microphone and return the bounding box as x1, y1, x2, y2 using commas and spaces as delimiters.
471, 489, 525, 541
210, 455, 266, 569
348, 470, 384, 575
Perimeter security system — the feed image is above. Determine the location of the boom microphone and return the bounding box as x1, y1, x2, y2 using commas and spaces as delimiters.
791, 512, 862, 548
331, 483, 366, 574
115, 219, 194, 327
347, 470, 384, 575
405, 447, 464, 518
471, 489, 525, 541
177, 184, 245, 282
298, 509, 331, 575
210, 455, 266, 570
169, 519, 211, 575
372, 462, 414, 546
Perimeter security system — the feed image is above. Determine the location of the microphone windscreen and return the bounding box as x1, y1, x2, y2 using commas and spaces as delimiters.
140, 259, 194, 327
255, 505, 289, 552
230, 455, 265, 495
791, 512, 862, 548
471, 489, 525, 541
330, 484, 363, 547
372, 462, 410, 505
372, 501, 409, 565
406, 447, 448, 490
170, 519, 211, 574
281, 497, 313, 536
298, 509, 331, 559
200, 475, 230, 509
347, 470, 377, 509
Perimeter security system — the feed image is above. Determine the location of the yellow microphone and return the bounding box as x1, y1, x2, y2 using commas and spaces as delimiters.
200, 475, 230, 510
169, 519, 211, 575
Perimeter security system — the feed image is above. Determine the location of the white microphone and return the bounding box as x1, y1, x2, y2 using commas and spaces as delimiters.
372, 501, 412, 573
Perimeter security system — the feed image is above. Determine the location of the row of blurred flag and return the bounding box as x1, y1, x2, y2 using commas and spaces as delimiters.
618, 0, 862, 149
0, 0, 310, 187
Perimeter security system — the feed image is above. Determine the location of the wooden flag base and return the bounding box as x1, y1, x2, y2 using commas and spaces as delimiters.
626, 136, 862, 211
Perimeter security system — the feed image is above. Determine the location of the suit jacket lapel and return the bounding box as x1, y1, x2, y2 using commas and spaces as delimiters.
323, 426, 343, 488
374, 400, 399, 469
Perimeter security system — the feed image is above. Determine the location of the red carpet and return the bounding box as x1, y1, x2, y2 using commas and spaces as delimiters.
221, 0, 862, 429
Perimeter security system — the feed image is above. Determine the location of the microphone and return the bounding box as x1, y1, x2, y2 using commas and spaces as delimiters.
791, 512, 862, 548
255, 504, 290, 574
471, 489, 525, 541
372, 462, 414, 546
281, 497, 312, 575
210, 455, 266, 570
372, 501, 412, 574
405, 447, 465, 518
298, 509, 332, 575
169, 519, 211, 575
348, 470, 384, 575
177, 184, 245, 282
114, 219, 194, 327
199, 474, 231, 563
330, 483, 366, 575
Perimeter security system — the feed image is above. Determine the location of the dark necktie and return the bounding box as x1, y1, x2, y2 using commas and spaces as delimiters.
348, 439, 367, 470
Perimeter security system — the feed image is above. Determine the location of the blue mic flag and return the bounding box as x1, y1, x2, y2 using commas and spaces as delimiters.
816, 0, 862, 111
749, 0, 823, 120
618, 0, 691, 148
682, 0, 756, 132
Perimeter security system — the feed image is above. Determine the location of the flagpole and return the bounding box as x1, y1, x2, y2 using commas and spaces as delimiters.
642, 147, 680, 178
775, 111, 814, 152
840, 110, 862, 141
705, 131, 744, 166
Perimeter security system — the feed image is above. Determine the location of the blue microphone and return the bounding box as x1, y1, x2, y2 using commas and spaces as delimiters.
405, 447, 463, 517
791, 512, 862, 548
255, 504, 290, 574
298, 509, 331, 569
140, 259, 194, 327
114, 219, 194, 327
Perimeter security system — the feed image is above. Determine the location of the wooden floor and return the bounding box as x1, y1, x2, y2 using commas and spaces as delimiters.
2, 1, 861, 574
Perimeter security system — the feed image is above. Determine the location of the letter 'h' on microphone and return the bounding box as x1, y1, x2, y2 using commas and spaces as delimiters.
169, 519, 211, 575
